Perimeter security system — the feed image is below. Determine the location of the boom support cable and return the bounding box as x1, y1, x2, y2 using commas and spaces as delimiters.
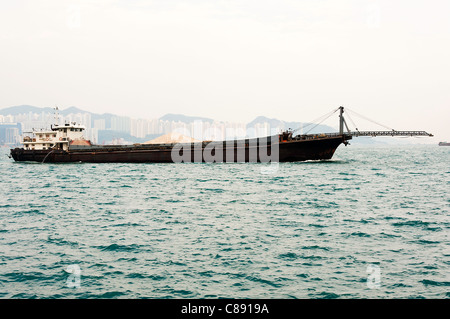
345, 108, 394, 131
292, 107, 340, 134
344, 111, 358, 132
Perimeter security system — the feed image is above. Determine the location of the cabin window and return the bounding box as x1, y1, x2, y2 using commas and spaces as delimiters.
53, 134, 56, 137
46, 134, 50, 138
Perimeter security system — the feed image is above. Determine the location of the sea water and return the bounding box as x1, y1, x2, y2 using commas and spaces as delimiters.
0, 144, 448, 299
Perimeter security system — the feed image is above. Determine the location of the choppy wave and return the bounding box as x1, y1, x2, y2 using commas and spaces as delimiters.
0, 145, 449, 298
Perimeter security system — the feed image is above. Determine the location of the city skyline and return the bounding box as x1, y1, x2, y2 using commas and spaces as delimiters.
0, 104, 436, 147
2, 104, 335, 145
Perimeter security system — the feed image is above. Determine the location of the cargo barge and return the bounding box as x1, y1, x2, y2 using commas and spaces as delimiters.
10, 107, 433, 163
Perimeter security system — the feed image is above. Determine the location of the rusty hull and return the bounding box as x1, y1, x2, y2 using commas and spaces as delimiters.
10, 135, 349, 163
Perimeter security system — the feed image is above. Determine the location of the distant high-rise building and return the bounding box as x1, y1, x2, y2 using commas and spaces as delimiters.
94, 119, 106, 130
147, 119, 159, 135
83, 113, 92, 129
111, 116, 131, 133
85, 128, 98, 144
5, 115, 14, 123
0, 124, 21, 145
130, 118, 150, 138
5, 128, 20, 144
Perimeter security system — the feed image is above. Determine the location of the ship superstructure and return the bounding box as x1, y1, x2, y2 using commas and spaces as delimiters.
21, 107, 89, 152
22, 122, 87, 151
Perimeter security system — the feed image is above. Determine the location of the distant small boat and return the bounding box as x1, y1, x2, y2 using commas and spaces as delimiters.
439, 142, 450, 146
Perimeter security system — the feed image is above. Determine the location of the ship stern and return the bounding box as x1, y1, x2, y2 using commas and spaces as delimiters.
10, 148, 22, 161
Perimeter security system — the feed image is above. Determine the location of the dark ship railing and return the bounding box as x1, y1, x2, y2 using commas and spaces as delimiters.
346, 130, 433, 137
294, 130, 432, 139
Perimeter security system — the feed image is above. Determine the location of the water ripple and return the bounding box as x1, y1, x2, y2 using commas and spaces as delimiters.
0, 145, 448, 298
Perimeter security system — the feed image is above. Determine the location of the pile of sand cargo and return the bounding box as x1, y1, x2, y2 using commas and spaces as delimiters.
143, 132, 201, 144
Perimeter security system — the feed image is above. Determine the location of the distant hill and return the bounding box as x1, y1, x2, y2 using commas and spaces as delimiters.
0, 106, 218, 125
0, 105, 55, 116
0, 106, 335, 133
0, 104, 110, 117
0, 105, 117, 128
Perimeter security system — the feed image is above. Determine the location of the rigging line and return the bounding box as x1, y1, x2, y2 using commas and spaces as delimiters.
292, 116, 326, 132
304, 109, 339, 134
292, 107, 339, 133
344, 111, 358, 131
295, 107, 339, 131
42, 149, 55, 164
303, 107, 340, 133
345, 108, 394, 131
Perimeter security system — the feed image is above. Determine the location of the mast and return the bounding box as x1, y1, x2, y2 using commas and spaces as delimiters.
338, 106, 351, 135
54, 106, 60, 126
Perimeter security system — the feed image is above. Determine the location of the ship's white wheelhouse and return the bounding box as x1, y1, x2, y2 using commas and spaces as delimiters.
23, 122, 87, 151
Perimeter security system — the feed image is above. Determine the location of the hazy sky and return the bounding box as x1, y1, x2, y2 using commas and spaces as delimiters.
1, 0, 449, 140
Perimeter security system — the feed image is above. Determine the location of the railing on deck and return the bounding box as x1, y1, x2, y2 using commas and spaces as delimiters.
293, 130, 433, 140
